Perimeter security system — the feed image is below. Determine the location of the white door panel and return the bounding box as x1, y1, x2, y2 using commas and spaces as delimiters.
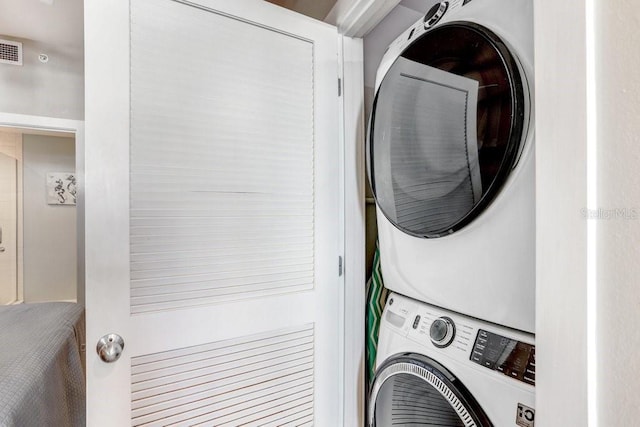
85, 0, 341, 425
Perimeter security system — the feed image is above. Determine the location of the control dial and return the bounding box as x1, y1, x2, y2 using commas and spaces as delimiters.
429, 316, 456, 348
423, 1, 449, 29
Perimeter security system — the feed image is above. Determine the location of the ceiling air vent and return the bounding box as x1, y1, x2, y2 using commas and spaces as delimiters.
0, 39, 23, 66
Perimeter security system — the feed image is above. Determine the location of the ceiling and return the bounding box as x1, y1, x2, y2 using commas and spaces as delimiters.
0, 0, 428, 62
265, 0, 338, 21
1, 0, 339, 48
399, 0, 433, 13
0, 0, 83, 47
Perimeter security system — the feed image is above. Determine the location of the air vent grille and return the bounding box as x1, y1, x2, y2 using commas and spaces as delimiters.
0, 39, 22, 65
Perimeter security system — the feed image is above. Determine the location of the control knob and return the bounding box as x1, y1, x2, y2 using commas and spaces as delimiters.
430, 316, 456, 348
423, 1, 449, 29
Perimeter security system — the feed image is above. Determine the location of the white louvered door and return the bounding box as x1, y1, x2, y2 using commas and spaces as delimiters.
85, 1, 342, 425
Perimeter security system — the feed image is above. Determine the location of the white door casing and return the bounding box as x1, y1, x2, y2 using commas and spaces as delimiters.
0, 131, 20, 304
85, 0, 344, 425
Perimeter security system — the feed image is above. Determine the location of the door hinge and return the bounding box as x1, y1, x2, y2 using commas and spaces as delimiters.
338, 256, 343, 276
338, 78, 342, 97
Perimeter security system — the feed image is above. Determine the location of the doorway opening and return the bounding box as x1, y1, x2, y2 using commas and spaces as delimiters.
0, 126, 79, 305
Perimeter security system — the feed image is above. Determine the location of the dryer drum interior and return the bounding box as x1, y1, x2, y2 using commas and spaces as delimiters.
369, 22, 526, 238
368, 354, 492, 427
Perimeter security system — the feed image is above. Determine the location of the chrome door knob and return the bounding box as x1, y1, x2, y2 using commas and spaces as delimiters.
96, 334, 125, 363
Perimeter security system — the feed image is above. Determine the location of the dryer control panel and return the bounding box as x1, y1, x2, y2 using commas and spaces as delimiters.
471, 329, 535, 386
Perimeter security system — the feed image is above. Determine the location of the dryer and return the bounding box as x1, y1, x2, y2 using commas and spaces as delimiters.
367, 0, 535, 332
369, 293, 535, 426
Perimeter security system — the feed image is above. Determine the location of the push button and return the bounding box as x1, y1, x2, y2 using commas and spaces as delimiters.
412, 315, 421, 329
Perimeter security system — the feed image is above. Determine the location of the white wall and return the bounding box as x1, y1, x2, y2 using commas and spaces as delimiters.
266, 0, 337, 21
534, 0, 589, 424
535, 0, 640, 424
364, 4, 421, 91
0, 37, 84, 120
363, 1, 438, 104
22, 133, 77, 302
594, 0, 640, 423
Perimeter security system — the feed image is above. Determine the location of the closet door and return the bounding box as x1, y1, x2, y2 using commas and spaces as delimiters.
84, 1, 342, 425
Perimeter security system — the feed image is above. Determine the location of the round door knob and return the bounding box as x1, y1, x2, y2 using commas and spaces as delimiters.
96, 334, 125, 363
429, 316, 456, 348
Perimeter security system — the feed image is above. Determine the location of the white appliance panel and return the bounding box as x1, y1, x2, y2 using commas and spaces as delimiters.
370, 0, 535, 332
373, 293, 535, 427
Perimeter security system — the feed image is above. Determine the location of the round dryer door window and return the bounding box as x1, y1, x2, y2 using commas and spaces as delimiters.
369, 354, 492, 427
369, 23, 527, 238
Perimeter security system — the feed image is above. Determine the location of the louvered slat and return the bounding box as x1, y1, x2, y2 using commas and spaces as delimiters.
131, 324, 315, 426
130, 0, 315, 314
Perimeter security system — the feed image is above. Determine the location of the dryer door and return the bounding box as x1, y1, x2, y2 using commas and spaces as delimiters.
369, 354, 492, 427
368, 23, 527, 238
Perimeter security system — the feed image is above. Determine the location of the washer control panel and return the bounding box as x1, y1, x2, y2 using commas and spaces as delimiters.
380, 293, 534, 389
471, 329, 536, 386
406, 306, 474, 355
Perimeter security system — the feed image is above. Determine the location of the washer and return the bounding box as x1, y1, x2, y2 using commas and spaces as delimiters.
369, 293, 535, 426
367, 0, 535, 333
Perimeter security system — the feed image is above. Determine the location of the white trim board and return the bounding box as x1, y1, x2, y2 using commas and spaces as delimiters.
0, 129, 23, 304
338, 34, 366, 427
534, 0, 590, 425
15, 134, 23, 303
0, 113, 82, 134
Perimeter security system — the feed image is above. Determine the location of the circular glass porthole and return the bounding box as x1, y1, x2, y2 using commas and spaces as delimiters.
369, 23, 527, 238
368, 354, 491, 427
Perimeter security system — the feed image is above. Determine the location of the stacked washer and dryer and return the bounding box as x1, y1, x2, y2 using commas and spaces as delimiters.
367, 0, 535, 426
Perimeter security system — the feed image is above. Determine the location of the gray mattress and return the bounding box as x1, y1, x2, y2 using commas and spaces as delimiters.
0, 302, 85, 427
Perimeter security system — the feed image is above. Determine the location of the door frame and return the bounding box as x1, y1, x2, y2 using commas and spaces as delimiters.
0, 127, 23, 303
332, 0, 594, 424
0, 112, 85, 305
338, 35, 366, 427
